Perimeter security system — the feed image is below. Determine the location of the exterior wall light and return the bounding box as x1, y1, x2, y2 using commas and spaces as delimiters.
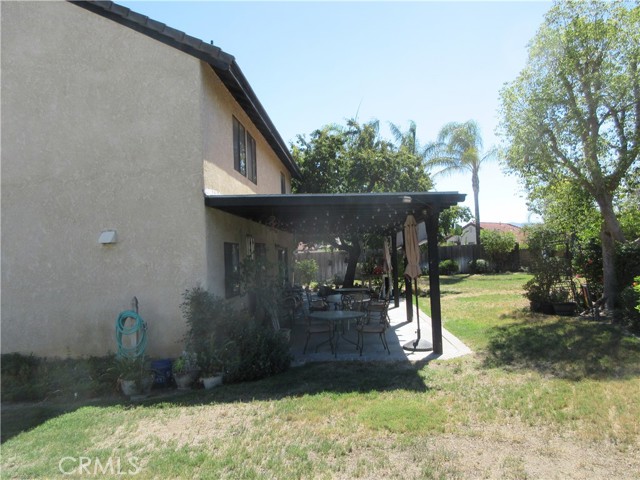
98, 230, 118, 244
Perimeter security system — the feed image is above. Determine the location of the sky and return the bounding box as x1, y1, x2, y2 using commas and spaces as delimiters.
119, 0, 553, 224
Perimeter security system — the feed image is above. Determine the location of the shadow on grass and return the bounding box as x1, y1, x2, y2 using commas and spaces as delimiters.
438, 274, 472, 285
1, 361, 429, 444
484, 312, 640, 381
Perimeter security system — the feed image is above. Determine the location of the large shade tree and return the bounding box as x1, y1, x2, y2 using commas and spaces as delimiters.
428, 120, 497, 246
499, 0, 640, 309
292, 119, 432, 286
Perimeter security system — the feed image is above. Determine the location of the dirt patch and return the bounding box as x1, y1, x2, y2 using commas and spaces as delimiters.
96, 403, 639, 479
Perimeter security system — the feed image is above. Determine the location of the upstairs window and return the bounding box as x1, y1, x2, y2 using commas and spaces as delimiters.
233, 117, 257, 184
280, 172, 287, 194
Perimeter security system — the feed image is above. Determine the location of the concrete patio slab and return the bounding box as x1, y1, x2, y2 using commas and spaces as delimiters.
289, 299, 472, 365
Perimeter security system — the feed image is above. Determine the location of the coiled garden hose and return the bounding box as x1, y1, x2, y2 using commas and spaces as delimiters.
115, 310, 147, 358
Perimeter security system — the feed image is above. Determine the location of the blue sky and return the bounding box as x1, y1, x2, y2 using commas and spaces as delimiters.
119, 0, 552, 224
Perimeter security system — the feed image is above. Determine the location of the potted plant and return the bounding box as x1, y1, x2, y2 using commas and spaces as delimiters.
172, 351, 200, 390
550, 286, 577, 316
116, 356, 154, 397
523, 279, 555, 314
198, 348, 225, 389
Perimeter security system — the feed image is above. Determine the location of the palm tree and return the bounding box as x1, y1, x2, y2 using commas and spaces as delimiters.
429, 120, 497, 246
389, 120, 435, 160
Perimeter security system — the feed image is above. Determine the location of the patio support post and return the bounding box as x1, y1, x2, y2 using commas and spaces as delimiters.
426, 209, 443, 354
391, 231, 400, 308
402, 229, 414, 322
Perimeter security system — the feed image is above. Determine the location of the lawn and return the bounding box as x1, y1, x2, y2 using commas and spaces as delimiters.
2, 273, 640, 479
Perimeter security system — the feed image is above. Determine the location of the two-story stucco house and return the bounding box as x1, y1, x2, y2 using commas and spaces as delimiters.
1, 1, 302, 357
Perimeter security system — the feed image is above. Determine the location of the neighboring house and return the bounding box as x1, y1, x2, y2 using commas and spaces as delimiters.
1, 1, 301, 357
447, 222, 525, 246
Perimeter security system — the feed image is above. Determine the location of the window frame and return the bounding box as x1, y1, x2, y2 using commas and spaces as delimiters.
233, 116, 257, 184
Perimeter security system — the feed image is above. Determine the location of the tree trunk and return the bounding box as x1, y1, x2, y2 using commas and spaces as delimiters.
472, 169, 481, 254
596, 194, 626, 311
342, 240, 361, 288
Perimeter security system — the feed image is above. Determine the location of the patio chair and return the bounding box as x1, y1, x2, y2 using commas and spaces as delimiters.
302, 305, 334, 355
306, 290, 329, 313
280, 294, 303, 327
342, 293, 371, 312
356, 300, 390, 356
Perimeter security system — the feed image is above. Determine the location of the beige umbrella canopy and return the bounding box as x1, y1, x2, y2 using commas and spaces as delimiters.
383, 237, 393, 275
403, 214, 432, 352
403, 215, 421, 280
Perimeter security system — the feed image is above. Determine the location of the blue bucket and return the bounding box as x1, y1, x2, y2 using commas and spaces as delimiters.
151, 359, 173, 387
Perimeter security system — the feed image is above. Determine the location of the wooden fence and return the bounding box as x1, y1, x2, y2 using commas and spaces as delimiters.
295, 245, 529, 283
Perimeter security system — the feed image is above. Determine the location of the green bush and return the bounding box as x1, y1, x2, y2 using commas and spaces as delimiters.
1, 353, 41, 401
618, 280, 640, 334
294, 258, 319, 286
469, 259, 490, 274
180, 287, 233, 356
1, 354, 119, 402
223, 317, 292, 383
480, 229, 516, 272
439, 259, 459, 275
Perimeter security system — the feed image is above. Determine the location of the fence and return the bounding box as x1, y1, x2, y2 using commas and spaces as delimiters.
436, 244, 527, 273
295, 244, 528, 283
294, 250, 349, 284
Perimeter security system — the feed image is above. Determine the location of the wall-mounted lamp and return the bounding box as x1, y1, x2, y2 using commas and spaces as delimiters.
98, 230, 118, 244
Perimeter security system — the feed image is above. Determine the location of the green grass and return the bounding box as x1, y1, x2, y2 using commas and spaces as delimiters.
3, 273, 640, 479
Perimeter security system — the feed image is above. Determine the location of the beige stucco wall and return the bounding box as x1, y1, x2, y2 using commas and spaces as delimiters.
1, 2, 201, 357
200, 64, 292, 195
2, 1, 297, 358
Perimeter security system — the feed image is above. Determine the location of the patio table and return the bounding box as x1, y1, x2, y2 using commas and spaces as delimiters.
334, 287, 370, 294
308, 310, 365, 357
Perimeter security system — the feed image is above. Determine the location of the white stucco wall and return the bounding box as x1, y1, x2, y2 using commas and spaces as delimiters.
1, 1, 211, 357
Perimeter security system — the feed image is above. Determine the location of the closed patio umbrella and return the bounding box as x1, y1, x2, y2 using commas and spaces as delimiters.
382, 237, 393, 299
403, 214, 433, 352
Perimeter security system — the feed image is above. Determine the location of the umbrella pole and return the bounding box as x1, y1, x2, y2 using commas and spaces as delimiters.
403, 278, 433, 352
414, 279, 421, 341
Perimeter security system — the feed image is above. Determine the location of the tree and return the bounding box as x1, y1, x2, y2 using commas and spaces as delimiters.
438, 205, 473, 243
294, 258, 319, 287
499, 0, 640, 309
292, 119, 433, 286
428, 120, 497, 247
480, 229, 517, 273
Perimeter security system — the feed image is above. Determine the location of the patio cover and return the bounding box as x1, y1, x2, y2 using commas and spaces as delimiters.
205, 191, 465, 355
205, 192, 464, 235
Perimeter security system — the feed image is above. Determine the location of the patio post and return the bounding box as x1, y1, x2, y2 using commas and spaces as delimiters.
402, 229, 414, 322
391, 231, 400, 308
426, 209, 443, 354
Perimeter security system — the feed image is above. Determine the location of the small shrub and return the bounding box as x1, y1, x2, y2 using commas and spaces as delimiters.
223, 317, 292, 383
480, 229, 516, 272
180, 287, 233, 356
294, 258, 319, 286
439, 259, 459, 275
470, 259, 490, 274
635, 276, 640, 314
1, 353, 42, 401
617, 281, 640, 334
87, 354, 119, 395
